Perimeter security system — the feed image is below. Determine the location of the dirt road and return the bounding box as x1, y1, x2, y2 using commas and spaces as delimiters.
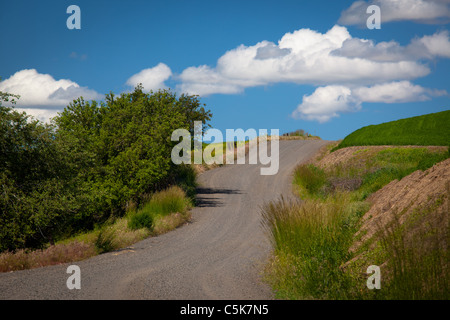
0, 140, 328, 299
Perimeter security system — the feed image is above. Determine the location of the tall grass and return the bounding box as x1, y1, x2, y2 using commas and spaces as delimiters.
128, 186, 191, 232
293, 164, 327, 197
264, 146, 449, 299
375, 196, 449, 299
262, 195, 368, 299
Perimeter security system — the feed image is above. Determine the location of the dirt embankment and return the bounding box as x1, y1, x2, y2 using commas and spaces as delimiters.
315, 144, 449, 254
353, 157, 449, 252
317, 145, 448, 169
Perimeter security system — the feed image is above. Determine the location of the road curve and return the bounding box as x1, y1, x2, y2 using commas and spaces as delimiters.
0, 140, 329, 300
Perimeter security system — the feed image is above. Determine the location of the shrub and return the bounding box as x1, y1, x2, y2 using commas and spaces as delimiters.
128, 210, 154, 231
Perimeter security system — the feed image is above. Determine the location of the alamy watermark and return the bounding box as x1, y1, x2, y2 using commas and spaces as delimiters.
66, 265, 81, 290
171, 122, 280, 175
66, 5, 81, 30
367, 5, 381, 29
366, 265, 381, 289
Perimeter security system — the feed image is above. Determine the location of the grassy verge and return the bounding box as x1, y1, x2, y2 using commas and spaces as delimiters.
263, 145, 449, 299
0, 185, 192, 272
262, 194, 368, 299
333, 110, 450, 150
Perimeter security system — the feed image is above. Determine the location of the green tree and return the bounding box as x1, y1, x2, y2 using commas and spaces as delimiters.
0, 84, 212, 252
0, 90, 78, 250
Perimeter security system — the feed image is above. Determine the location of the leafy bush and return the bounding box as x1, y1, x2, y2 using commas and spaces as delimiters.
128, 209, 154, 231
0, 85, 211, 252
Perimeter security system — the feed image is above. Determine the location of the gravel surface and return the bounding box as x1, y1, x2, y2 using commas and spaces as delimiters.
0, 140, 328, 300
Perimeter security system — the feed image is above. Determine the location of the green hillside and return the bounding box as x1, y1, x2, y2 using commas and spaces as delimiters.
334, 110, 450, 150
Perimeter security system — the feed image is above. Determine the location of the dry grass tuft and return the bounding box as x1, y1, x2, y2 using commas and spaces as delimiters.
0, 241, 96, 272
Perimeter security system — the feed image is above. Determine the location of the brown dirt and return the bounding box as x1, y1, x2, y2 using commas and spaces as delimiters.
316, 145, 448, 170
351, 157, 450, 253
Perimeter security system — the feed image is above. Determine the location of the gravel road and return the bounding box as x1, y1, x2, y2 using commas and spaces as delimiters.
0, 140, 328, 300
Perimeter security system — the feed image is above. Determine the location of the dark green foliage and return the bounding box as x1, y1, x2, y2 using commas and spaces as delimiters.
128, 209, 154, 231
334, 110, 450, 151
0, 85, 211, 252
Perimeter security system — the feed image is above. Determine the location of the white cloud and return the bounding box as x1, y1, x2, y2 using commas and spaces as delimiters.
292, 86, 362, 123
352, 80, 447, 103
178, 25, 431, 96
0, 69, 102, 122
415, 30, 450, 57
255, 42, 291, 60
175, 24, 449, 122
0, 69, 101, 107
333, 30, 450, 61
14, 108, 62, 123
292, 81, 447, 122
339, 0, 450, 25
126, 63, 172, 91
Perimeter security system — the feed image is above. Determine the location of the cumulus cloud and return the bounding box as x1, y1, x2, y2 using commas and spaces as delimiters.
353, 80, 447, 103
13, 108, 63, 124
255, 42, 292, 60
292, 81, 447, 122
416, 30, 450, 57
174, 24, 450, 122
292, 86, 361, 123
178, 25, 433, 96
339, 0, 450, 25
332, 30, 450, 61
0, 69, 101, 107
0, 69, 102, 123
126, 63, 172, 91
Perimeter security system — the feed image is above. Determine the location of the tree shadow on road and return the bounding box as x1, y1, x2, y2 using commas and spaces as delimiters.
195, 187, 242, 207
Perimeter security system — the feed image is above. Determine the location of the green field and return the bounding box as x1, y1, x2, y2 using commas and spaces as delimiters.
334, 110, 450, 150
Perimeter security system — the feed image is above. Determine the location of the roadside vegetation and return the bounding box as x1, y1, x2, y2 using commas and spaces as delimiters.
263, 112, 450, 300
0, 85, 211, 271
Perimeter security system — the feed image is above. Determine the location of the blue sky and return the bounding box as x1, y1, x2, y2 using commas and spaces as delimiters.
1, 0, 449, 140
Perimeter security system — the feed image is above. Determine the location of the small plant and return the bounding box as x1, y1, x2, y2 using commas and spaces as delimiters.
128, 209, 154, 231
95, 227, 116, 253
